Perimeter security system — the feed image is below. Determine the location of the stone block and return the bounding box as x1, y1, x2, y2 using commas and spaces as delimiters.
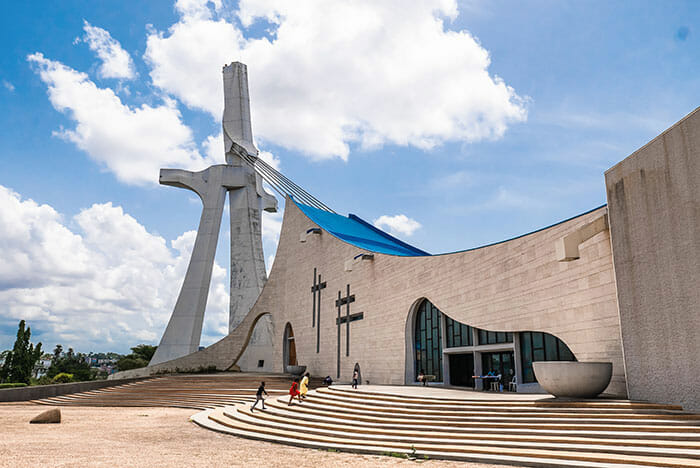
30, 408, 61, 424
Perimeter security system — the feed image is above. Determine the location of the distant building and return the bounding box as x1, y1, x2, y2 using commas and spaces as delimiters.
33, 354, 53, 378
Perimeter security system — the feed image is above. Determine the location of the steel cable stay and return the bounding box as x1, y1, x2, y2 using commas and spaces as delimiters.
222, 125, 335, 213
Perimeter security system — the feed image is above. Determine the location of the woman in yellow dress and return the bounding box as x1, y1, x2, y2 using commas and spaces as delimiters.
299, 372, 310, 400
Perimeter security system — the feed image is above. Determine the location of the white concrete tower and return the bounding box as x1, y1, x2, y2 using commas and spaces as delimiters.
223, 63, 277, 333
150, 62, 276, 366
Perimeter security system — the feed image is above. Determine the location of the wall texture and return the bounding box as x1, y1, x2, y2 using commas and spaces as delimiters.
606, 107, 700, 411
274, 202, 625, 395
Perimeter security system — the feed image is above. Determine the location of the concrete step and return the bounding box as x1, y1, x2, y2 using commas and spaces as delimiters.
200, 406, 700, 468
324, 386, 685, 411
227, 404, 700, 459
234, 404, 700, 452
275, 399, 700, 433
260, 397, 700, 442
31, 373, 316, 410
306, 392, 700, 423
193, 409, 650, 468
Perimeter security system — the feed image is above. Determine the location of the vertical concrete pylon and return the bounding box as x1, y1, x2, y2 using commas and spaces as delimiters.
223, 62, 277, 332
150, 166, 244, 365
223, 62, 258, 161
150, 62, 277, 367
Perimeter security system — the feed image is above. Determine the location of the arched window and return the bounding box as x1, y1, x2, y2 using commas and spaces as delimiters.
445, 316, 473, 347
414, 300, 443, 382
520, 331, 576, 383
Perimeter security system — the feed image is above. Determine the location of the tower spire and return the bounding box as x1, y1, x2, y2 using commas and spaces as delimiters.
222, 62, 258, 161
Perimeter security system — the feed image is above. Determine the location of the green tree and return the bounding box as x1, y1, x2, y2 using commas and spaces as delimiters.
52, 344, 63, 361
116, 357, 149, 371
0, 320, 42, 384
51, 372, 75, 384
116, 344, 157, 371
130, 344, 157, 362
48, 345, 93, 382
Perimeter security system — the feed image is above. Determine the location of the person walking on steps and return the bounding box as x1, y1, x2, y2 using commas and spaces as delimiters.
300, 372, 310, 400
288, 378, 302, 406
251, 381, 268, 412
352, 369, 359, 389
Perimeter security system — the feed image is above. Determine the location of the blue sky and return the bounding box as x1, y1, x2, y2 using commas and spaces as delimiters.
1, 0, 698, 353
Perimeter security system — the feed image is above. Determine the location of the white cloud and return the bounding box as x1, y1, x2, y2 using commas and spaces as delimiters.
0, 185, 228, 352
373, 214, 422, 236
0, 186, 92, 290
258, 150, 281, 171
2, 80, 15, 92
144, 0, 527, 160
30, 1, 524, 182
80, 21, 136, 80
27, 53, 218, 185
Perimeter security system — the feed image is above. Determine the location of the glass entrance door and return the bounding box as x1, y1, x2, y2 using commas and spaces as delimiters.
448, 353, 474, 387
481, 351, 515, 390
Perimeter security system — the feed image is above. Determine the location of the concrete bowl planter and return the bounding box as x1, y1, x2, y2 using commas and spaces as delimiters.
533, 361, 612, 398
285, 365, 306, 376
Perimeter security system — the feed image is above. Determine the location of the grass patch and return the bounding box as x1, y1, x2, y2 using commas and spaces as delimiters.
0, 382, 28, 388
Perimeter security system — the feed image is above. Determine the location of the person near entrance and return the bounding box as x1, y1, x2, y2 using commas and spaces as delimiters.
251, 381, 268, 412
417, 369, 426, 386
352, 369, 359, 389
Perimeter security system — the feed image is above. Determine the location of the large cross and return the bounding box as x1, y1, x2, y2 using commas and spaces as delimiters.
310, 268, 326, 353
335, 285, 355, 378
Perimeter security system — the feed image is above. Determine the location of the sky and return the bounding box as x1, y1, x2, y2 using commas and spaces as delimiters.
1, 0, 698, 354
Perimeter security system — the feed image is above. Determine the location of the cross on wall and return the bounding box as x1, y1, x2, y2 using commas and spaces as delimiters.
335, 284, 360, 379
310, 268, 326, 353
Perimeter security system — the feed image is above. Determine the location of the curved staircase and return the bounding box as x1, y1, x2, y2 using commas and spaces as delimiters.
193, 386, 700, 467
33, 374, 321, 410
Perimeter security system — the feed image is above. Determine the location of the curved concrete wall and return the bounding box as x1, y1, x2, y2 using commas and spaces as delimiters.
119, 199, 624, 396
258, 200, 625, 395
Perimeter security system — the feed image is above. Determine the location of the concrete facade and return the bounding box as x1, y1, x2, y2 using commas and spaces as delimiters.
126, 63, 698, 410
606, 107, 700, 411
122, 200, 626, 397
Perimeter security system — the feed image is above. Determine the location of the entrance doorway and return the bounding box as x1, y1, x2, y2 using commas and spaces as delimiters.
283, 323, 297, 371
448, 353, 474, 387
481, 351, 515, 390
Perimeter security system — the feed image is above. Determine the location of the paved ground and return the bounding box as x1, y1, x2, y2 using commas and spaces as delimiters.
0, 404, 517, 468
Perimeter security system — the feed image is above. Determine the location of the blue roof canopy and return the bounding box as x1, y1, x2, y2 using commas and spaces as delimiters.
292, 198, 430, 257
